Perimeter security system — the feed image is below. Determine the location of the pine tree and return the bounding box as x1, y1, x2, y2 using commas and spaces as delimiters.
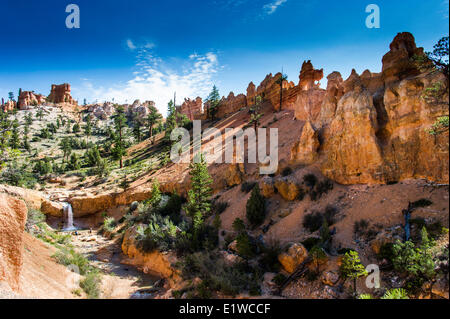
59, 137, 72, 162
84, 115, 92, 141
132, 114, 143, 142
147, 106, 162, 142
185, 153, 213, 231
246, 185, 266, 227
112, 105, 127, 168
339, 250, 368, 296
309, 246, 327, 273
275, 73, 288, 110
36, 109, 44, 121
206, 85, 220, 121
249, 95, 263, 130
149, 179, 162, 208
164, 100, 177, 143
9, 119, 20, 150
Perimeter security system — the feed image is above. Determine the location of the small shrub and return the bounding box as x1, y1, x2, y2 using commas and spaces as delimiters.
241, 181, 257, 193
281, 167, 293, 177
303, 211, 323, 233
354, 219, 370, 237
232, 218, 246, 233
79, 271, 101, 299
103, 217, 116, 233
246, 185, 266, 227
411, 199, 433, 209
302, 237, 322, 251
212, 201, 229, 215
260, 240, 282, 272
52, 248, 91, 275
273, 273, 287, 287
303, 174, 317, 188
381, 288, 409, 300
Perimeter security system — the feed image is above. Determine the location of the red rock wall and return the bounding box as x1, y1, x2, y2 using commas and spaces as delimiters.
47, 83, 76, 105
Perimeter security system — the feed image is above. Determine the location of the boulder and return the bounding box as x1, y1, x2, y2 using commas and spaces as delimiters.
274, 177, 300, 201
321, 271, 339, 286
41, 200, 64, 217
259, 177, 275, 198
278, 243, 308, 274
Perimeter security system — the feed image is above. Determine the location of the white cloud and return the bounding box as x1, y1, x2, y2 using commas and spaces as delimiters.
263, 0, 288, 15
77, 47, 220, 117
126, 39, 136, 50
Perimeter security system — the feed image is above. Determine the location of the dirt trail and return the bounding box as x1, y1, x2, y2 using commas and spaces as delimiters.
70, 230, 160, 299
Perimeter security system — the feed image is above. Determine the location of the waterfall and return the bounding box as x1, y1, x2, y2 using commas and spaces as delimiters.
63, 203, 76, 231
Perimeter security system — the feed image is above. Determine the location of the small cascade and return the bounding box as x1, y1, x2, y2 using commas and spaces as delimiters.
63, 202, 77, 231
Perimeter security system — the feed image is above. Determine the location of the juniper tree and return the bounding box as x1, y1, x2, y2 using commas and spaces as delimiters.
310, 246, 327, 273
36, 109, 44, 121
84, 115, 92, 141
185, 153, 213, 231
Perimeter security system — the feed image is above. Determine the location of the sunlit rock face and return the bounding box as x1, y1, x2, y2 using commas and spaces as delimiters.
18, 91, 46, 109
47, 83, 77, 105
319, 32, 449, 185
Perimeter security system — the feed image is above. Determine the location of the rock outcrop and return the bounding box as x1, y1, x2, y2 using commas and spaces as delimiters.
320, 33, 449, 184
178, 97, 203, 121
0, 194, 27, 291
290, 121, 320, 165
47, 83, 76, 105
121, 226, 181, 287
1, 99, 16, 112
18, 91, 46, 109
278, 243, 308, 273
216, 92, 247, 118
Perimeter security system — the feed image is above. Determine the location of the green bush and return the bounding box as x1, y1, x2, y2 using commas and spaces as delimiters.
79, 270, 102, 299
302, 211, 323, 233
236, 232, 256, 259
52, 248, 91, 275
246, 185, 266, 227
103, 217, 116, 233
241, 181, 256, 193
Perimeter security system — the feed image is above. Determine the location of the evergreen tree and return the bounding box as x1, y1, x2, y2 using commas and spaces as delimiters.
149, 179, 162, 209
339, 250, 368, 296
59, 137, 72, 162
185, 153, 213, 231
8, 92, 14, 101
112, 105, 127, 168
206, 85, 220, 121
25, 113, 33, 126
164, 100, 177, 143
132, 114, 143, 142
246, 185, 266, 227
309, 246, 327, 273
249, 95, 263, 130
84, 116, 92, 141
147, 105, 162, 142
36, 109, 44, 121
275, 73, 288, 110
9, 119, 20, 150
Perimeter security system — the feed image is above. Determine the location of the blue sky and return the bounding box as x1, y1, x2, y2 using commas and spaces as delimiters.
0, 0, 448, 115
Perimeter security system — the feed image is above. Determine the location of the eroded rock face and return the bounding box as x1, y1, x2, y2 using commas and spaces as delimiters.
18, 91, 46, 109
382, 32, 423, 85
1, 99, 16, 112
319, 32, 449, 185
299, 60, 324, 91
291, 121, 320, 165
179, 97, 203, 121
317, 72, 344, 127
47, 83, 76, 105
121, 226, 181, 287
217, 92, 247, 118
321, 75, 385, 184
0, 194, 27, 291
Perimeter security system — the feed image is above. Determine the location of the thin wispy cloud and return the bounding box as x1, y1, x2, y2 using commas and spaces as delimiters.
126, 39, 155, 51
77, 46, 220, 116
263, 0, 288, 15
